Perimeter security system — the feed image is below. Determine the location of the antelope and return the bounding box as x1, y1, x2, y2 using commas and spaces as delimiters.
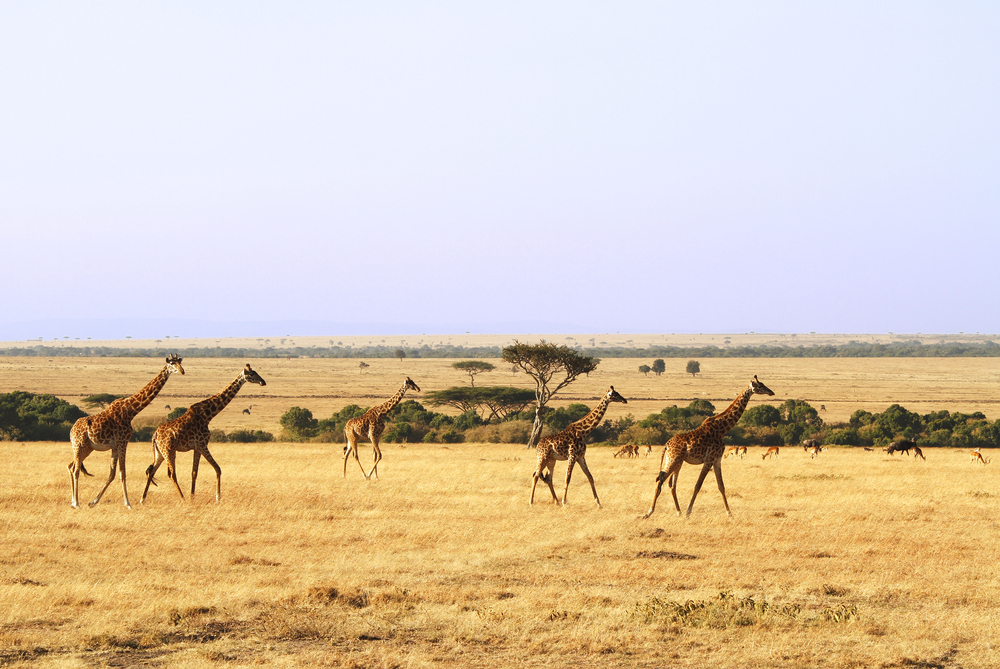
613, 444, 637, 458
808, 444, 823, 458
736, 445, 747, 458
724, 446, 740, 459
971, 449, 990, 465
913, 445, 925, 460
762, 446, 779, 460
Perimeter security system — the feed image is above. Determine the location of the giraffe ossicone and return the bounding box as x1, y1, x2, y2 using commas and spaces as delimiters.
530, 386, 628, 508
67, 354, 185, 509
644, 375, 775, 519
140, 364, 266, 504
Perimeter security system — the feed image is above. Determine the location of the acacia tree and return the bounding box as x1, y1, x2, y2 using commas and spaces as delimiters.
394, 349, 406, 361
686, 360, 701, 377
425, 386, 535, 423
501, 340, 599, 448
638, 364, 652, 376
652, 359, 666, 376
452, 360, 495, 386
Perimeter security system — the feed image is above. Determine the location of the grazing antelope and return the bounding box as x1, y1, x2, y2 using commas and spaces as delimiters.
736, 445, 747, 458
762, 446, 780, 460
613, 444, 638, 458
724, 446, 740, 459
971, 449, 990, 465
644, 376, 775, 519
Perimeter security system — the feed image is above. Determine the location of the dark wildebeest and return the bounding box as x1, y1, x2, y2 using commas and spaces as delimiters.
887, 440, 916, 456
802, 438, 820, 452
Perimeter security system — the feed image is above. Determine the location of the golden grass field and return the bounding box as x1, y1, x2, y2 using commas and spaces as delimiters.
2, 346, 1000, 667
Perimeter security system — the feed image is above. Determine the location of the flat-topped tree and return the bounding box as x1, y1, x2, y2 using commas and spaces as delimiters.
502, 341, 599, 449
451, 360, 496, 386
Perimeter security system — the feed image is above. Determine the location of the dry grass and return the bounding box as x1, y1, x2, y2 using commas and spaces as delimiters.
3, 439, 999, 668
4, 352, 1000, 666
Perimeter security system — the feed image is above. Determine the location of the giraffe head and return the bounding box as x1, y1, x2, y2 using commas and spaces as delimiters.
749, 375, 774, 396
404, 377, 420, 393
605, 386, 628, 405
241, 364, 267, 387
166, 354, 185, 376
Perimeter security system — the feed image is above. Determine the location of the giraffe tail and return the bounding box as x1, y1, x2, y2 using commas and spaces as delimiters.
79, 462, 93, 477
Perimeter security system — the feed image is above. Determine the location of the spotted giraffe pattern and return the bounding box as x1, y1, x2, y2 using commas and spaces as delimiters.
343, 377, 420, 479
140, 364, 266, 503
645, 375, 775, 519
67, 355, 185, 509
530, 386, 628, 508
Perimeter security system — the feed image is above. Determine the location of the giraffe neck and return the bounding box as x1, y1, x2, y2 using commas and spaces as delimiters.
117, 365, 172, 420
193, 373, 248, 421
370, 381, 410, 420
709, 383, 756, 433
568, 394, 615, 439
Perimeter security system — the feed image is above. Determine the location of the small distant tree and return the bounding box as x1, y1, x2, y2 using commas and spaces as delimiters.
81, 393, 123, 410
358, 362, 369, 374
502, 340, 599, 448
686, 360, 701, 377
394, 349, 406, 361
638, 364, 652, 376
652, 359, 666, 376
452, 360, 496, 387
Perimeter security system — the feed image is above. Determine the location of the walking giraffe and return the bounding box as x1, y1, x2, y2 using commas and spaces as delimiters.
645, 376, 775, 519
530, 386, 628, 508
343, 377, 420, 479
67, 354, 185, 509
140, 364, 267, 503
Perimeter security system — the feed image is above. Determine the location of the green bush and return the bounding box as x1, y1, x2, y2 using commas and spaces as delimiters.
0, 391, 86, 441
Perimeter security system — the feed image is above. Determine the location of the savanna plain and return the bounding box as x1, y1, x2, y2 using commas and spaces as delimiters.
2, 352, 1000, 668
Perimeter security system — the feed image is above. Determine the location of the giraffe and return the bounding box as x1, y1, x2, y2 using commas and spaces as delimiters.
67, 354, 185, 509
343, 377, 420, 479
140, 364, 266, 503
530, 386, 628, 508
644, 376, 774, 519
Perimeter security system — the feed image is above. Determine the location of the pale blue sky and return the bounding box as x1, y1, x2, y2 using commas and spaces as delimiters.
1, 2, 998, 340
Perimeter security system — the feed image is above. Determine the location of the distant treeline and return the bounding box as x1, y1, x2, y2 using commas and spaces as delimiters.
2, 340, 1000, 359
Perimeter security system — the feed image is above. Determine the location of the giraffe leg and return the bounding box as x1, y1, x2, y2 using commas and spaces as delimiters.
191, 450, 201, 497
712, 461, 733, 517
366, 440, 383, 480
89, 448, 122, 508
140, 448, 165, 503
685, 462, 715, 518
68, 443, 93, 509
530, 452, 558, 505
166, 452, 186, 500
343, 436, 365, 478
198, 447, 223, 502
574, 454, 601, 509
560, 457, 578, 506
645, 457, 683, 519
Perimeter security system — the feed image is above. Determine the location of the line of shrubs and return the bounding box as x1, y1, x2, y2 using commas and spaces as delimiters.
280, 397, 1000, 450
